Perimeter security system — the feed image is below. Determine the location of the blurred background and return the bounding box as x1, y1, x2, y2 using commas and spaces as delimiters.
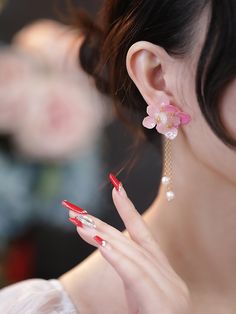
0, 0, 161, 288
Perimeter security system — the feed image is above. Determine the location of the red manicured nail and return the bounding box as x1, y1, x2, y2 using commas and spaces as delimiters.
68, 217, 83, 228
93, 235, 107, 247
109, 173, 122, 191
62, 200, 88, 215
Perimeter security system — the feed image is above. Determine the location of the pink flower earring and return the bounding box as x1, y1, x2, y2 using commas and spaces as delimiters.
142, 94, 191, 201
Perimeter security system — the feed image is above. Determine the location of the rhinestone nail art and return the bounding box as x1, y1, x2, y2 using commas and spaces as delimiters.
93, 235, 107, 247
76, 214, 96, 229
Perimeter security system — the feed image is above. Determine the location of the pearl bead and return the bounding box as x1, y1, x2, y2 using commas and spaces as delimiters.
166, 191, 175, 201
162, 176, 170, 185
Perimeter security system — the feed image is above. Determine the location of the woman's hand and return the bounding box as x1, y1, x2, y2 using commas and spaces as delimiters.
62, 175, 192, 314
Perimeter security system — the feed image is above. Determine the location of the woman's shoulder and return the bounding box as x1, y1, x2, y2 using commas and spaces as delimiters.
0, 279, 78, 313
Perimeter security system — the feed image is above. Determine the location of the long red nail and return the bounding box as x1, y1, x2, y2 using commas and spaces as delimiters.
93, 235, 107, 247
109, 173, 122, 191
68, 217, 83, 228
62, 200, 88, 215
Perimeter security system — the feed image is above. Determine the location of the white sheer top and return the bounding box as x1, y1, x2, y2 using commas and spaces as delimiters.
0, 279, 78, 313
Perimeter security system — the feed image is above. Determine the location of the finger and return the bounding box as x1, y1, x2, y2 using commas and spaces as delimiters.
95, 235, 163, 299
98, 242, 189, 314
66, 197, 171, 274
69, 209, 129, 241
109, 175, 170, 266
67, 204, 182, 292
109, 174, 156, 245
69, 210, 161, 268
68, 212, 175, 290
64, 200, 184, 297
64, 200, 125, 239
98, 244, 170, 314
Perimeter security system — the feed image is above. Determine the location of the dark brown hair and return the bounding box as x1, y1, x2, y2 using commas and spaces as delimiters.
76, 0, 236, 147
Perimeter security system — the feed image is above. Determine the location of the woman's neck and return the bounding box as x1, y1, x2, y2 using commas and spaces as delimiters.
145, 134, 236, 294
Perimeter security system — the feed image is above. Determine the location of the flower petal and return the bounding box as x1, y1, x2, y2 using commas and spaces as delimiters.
142, 116, 156, 129
156, 123, 169, 135
162, 104, 178, 113
159, 112, 168, 124
147, 104, 160, 118
178, 112, 192, 125
172, 116, 181, 127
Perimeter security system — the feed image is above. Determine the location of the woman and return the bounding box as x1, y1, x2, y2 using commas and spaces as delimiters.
1, 0, 236, 313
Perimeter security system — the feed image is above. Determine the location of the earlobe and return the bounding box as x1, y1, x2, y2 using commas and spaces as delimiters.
126, 41, 169, 106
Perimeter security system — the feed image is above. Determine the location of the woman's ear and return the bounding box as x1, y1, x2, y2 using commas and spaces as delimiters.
126, 41, 174, 106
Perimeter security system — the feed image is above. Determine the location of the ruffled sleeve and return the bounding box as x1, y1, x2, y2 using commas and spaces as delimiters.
0, 279, 78, 313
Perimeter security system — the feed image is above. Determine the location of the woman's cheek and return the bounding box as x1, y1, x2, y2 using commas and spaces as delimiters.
185, 78, 236, 184
220, 78, 236, 139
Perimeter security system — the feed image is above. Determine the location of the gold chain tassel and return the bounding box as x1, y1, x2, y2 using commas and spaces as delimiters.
162, 137, 175, 201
